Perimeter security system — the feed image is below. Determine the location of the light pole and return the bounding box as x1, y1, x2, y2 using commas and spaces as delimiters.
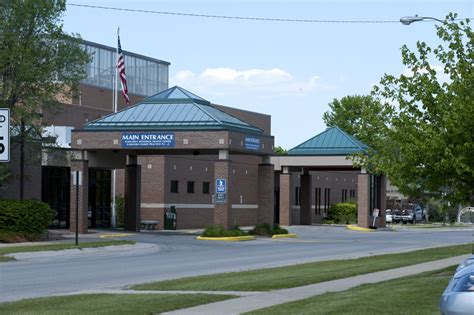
400, 15, 444, 25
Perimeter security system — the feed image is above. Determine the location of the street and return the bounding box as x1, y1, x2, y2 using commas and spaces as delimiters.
0, 226, 473, 303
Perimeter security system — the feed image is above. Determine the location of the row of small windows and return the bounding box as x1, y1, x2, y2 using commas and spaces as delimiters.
170, 180, 210, 194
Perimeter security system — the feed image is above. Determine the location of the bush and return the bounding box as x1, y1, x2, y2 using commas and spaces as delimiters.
201, 225, 248, 237
249, 223, 288, 236
327, 202, 357, 224
0, 200, 54, 238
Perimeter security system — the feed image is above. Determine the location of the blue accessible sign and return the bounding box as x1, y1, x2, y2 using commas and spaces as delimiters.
244, 136, 260, 150
216, 179, 227, 193
121, 132, 175, 148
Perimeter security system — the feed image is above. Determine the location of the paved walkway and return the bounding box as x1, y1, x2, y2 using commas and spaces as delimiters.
163, 254, 468, 315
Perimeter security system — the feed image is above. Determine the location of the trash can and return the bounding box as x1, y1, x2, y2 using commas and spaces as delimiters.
164, 206, 177, 230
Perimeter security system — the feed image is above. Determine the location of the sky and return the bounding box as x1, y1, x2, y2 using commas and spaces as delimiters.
63, 0, 473, 149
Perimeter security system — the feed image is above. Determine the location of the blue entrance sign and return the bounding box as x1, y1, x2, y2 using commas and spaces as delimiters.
121, 132, 175, 148
244, 136, 260, 150
216, 179, 227, 193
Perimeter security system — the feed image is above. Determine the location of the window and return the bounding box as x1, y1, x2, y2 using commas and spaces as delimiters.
202, 182, 210, 194
342, 189, 348, 202
171, 180, 179, 193
324, 188, 331, 214
295, 187, 300, 206
315, 188, 322, 215
187, 181, 195, 194
350, 189, 356, 199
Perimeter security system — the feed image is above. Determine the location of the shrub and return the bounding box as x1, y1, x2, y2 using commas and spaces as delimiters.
327, 202, 357, 224
201, 225, 248, 237
249, 223, 288, 236
0, 200, 54, 238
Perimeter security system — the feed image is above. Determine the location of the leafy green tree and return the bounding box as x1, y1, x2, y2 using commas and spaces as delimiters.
372, 13, 473, 205
274, 145, 288, 155
322, 95, 388, 149
0, 0, 89, 199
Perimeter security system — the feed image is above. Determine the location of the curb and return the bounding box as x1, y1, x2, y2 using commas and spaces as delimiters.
346, 225, 376, 232
271, 233, 297, 239
196, 236, 256, 242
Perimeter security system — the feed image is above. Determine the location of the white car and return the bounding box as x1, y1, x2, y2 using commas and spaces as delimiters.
385, 209, 393, 223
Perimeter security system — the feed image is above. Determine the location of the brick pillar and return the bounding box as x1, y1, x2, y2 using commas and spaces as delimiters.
258, 163, 274, 228
279, 173, 291, 226
70, 159, 88, 234
379, 175, 387, 227
357, 173, 370, 228
300, 173, 312, 225
124, 156, 141, 232
214, 158, 231, 229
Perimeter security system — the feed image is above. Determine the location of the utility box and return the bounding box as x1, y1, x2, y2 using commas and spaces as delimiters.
164, 206, 177, 230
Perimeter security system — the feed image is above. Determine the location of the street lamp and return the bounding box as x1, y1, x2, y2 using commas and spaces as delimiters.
400, 15, 444, 25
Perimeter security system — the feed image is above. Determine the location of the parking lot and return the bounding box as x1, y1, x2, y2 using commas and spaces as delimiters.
1, 225, 473, 303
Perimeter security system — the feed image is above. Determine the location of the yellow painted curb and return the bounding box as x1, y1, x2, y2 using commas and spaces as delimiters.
271, 233, 297, 239
346, 225, 375, 232
196, 235, 256, 242
99, 233, 134, 238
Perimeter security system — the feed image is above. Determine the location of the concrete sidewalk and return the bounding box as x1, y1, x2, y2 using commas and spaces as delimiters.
163, 254, 468, 315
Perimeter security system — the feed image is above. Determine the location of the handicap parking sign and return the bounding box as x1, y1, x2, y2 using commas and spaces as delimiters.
216, 179, 226, 193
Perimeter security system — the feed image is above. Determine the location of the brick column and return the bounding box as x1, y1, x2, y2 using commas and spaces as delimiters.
258, 163, 274, 228
124, 155, 141, 232
214, 153, 231, 229
70, 159, 88, 234
300, 173, 312, 225
357, 173, 370, 228
279, 173, 291, 226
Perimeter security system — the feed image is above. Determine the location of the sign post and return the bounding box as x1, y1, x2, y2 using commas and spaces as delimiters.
371, 208, 380, 229
0, 109, 10, 162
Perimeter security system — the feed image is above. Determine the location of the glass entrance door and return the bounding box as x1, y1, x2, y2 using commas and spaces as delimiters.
88, 169, 111, 228
42, 167, 70, 229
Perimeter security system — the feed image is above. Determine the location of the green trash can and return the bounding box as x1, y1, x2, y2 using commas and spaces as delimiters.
164, 206, 177, 230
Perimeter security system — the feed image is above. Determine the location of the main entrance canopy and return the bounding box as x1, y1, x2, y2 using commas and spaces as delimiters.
70, 86, 275, 233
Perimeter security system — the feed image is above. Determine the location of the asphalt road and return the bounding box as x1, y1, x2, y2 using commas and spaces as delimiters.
1, 226, 473, 303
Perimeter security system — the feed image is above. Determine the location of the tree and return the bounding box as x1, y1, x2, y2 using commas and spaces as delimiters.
322, 95, 388, 149
0, 0, 89, 199
274, 145, 288, 155
372, 13, 473, 206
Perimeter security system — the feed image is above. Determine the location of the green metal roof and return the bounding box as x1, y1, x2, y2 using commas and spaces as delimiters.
83, 86, 262, 133
288, 126, 369, 155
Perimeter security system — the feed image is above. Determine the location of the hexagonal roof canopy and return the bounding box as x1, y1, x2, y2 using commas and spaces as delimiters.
83, 86, 262, 134
288, 126, 369, 155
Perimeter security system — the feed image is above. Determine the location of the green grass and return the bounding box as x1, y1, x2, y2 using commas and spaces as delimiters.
0, 240, 135, 262
246, 266, 456, 314
0, 293, 234, 315
133, 243, 471, 292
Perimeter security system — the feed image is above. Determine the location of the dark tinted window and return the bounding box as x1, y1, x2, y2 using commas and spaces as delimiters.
187, 181, 195, 194
171, 180, 179, 193
202, 182, 210, 194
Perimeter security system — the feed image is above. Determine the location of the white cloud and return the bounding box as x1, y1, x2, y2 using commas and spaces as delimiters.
170, 67, 334, 98
402, 64, 450, 83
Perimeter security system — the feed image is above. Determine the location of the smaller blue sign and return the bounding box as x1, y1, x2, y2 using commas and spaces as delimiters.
216, 193, 226, 203
244, 136, 260, 150
121, 132, 175, 148
216, 179, 227, 193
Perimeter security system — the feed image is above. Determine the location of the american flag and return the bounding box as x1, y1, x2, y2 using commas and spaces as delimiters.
117, 35, 130, 104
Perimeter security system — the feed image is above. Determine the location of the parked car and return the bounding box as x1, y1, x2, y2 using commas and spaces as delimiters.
400, 204, 427, 224
392, 209, 402, 223
440, 264, 474, 314
385, 209, 393, 223
456, 255, 474, 273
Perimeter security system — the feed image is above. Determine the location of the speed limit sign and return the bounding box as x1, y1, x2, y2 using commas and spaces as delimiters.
0, 109, 10, 162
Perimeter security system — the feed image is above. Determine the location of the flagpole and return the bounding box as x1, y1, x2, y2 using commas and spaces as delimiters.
111, 27, 119, 229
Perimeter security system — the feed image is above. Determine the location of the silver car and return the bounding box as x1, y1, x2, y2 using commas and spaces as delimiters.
456, 255, 474, 272
440, 263, 474, 314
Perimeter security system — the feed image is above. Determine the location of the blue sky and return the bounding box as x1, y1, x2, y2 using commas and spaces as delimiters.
63, 0, 473, 148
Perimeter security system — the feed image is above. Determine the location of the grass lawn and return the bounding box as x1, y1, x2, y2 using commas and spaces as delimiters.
0, 293, 234, 315
246, 266, 456, 315
133, 243, 471, 292
0, 240, 135, 262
